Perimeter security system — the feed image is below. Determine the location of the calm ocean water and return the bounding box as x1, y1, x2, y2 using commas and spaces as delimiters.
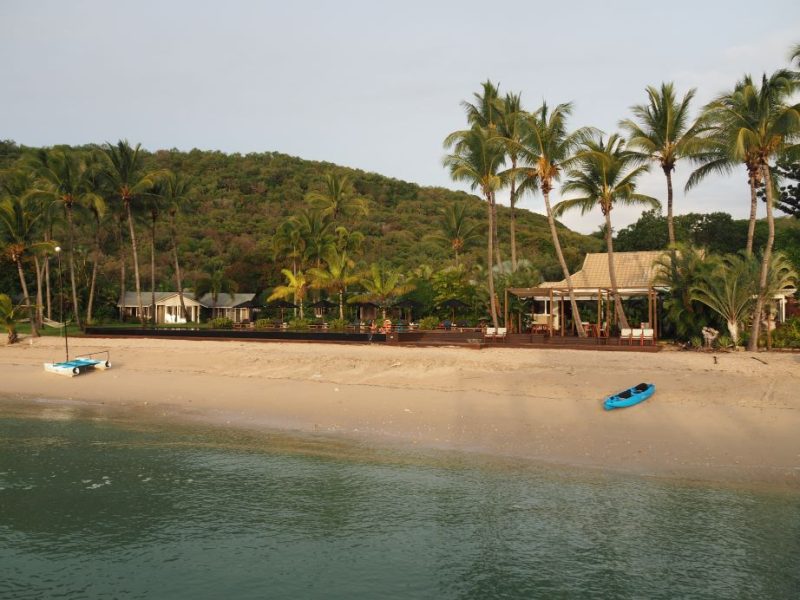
1, 403, 799, 600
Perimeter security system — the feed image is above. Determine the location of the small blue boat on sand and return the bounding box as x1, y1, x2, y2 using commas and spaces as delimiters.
604, 383, 655, 410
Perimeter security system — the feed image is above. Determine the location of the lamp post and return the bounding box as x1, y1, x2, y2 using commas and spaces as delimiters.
55, 246, 69, 361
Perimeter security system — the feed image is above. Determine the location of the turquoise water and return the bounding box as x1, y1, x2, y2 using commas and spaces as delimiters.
1, 405, 799, 599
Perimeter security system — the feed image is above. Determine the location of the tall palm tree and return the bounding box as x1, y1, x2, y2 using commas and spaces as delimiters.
273, 218, 305, 276
620, 82, 704, 245
425, 202, 482, 265
27, 148, 105, 329
498, 92, 524, 268
700, 71, 799, 349
513, 102, 595, 337
306, 172, 369, 221
555, 134, 659, 330
82, 154, 109, 325
0, 169, 46, 337
297, 209, 335, 268
269, 269, 309, 319
307, 247, 358, 320
142, 186, 164, 325
157, 172, 193, 322
100, 140, 161, 324
443, 124, 506, 327
195, 262, 238, 305
348, 263, 415, 319
463, 80, 504, 271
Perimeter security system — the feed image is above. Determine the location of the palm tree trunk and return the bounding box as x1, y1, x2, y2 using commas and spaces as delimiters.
44, 230, 52, 320
491, 195, 503, 273
485, 193, 499, 328
86, 221, 101, 324
118, 213, 126, 322
66, 206, 83, 329
745, 176, 758, 255
665, 169, 675, 245
170, 215, 189, 322
543, 190, 586, 337
125, 201, 144, 325
339, 289, 344, 320
509, 159, 518, 270
150, 212, 157, 326
16, 259, 38, 337
34, 255, 44, 329
605, 209, 629, 330
748, 164, 776, 351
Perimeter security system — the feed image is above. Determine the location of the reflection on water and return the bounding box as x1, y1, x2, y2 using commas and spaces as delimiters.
1, 402, 799, 600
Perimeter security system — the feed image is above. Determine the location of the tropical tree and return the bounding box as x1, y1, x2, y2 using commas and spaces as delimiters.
28, 148, 105, 329
100, 140, 161, 324
700, 71, 799, 349
513, 102, 595, 337
307, 247, 358, 319
462, 80, 504, 270
652, 245, 718, 341
296, 209, 335, 268
443, 125, 506, 327
348, 263, 415, 319
498, 91, 524, 268
195, 260, 238, 305
0, 293, 22, 344
157, 172, 194, 321
306, 172, 369, 221
273, 218, 305, 276
555, 134, 659, 330
620, 82, 704, 245
0, 170, 45, 337
425, 202, 482, 265
269, 269, 309, 319
334, 226, 364, 257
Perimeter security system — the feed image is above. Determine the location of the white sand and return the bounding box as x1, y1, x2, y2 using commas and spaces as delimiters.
2, 335, 799, 487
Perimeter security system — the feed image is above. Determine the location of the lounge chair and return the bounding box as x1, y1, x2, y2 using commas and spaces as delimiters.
619, 328, 632, 345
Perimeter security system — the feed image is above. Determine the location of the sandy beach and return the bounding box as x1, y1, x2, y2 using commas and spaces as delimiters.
2, 335, 799, 488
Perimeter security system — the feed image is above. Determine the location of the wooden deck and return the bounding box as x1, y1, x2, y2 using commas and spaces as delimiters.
395, 331, 662, 352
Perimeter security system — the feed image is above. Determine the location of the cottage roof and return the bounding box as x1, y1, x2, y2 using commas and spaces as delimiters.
540, 251, 665, 290
198, 293, 257, 308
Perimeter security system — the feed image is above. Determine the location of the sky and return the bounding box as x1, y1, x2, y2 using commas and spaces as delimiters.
1, 0, 798, 233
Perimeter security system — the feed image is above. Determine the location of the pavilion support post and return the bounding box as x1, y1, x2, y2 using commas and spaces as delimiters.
596, 288, 601, 336
561, 295, 565, 337
504, 288, 509, 330
549, 289, 553, 337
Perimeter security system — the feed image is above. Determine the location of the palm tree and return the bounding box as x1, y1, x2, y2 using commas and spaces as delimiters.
620, 82, 704, 245
513, 102, 596, 337
27, 148, 105, 329
306, 172, 369, 221
100, 140, 161, 324
195, 261, 238, 305
463, 80, 504, 270
425, 202, 482, 265
297, 209, 335, 268
0, 169, 46, 337
700, 71, 799, 349
269, 269, 309, 319
307, 247, 358, 319
555, 134, 659, 330
690, 253, 756, 346
0, 293, 22, 344
142, 186, 164, 325
348, 263, 415, 319
157, 172, 193, 322
273, 218, 306, 276
443, 125, 506, 327
498, 92, 524, 268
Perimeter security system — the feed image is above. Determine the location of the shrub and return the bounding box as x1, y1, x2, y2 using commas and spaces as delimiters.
772, 317, 800, 349
716, 334, 733, 349
288, 318, 310, 330
418, 316, 440, 330
254, 318, 272, 330
209, 317, 233, 329
328, 318, 347, 331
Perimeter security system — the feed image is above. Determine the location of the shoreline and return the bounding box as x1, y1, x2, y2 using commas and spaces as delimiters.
2, 336, 799, 489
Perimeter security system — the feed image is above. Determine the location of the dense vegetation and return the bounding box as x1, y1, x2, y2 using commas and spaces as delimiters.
2, 42, 799, 349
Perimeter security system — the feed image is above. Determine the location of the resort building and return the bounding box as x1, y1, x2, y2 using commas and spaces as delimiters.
117, 291, 256, 324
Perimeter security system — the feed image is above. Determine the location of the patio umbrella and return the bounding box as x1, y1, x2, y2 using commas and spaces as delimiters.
392, 299, 419, 321
267, 299, 298, 321
308, 299, 338, 310
438, 298, 469, 321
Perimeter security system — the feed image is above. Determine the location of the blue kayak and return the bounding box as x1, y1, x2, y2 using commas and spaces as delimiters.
603, 383, 655, 410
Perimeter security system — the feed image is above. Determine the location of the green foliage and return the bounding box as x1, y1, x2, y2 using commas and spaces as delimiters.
209, 317, 233, 329
254, 318, 272, 330
288, 317, 310, 330
327, 318, 347, 330
0, 292, 21, 343
418, 316, 440, 330
772, 317, 800, 348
